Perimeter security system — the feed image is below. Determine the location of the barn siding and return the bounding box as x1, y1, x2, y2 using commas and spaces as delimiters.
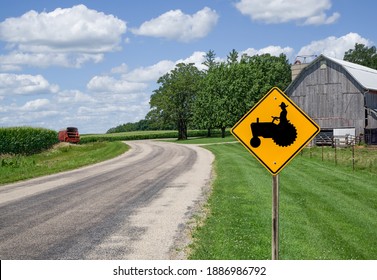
366, 92, 377, 128
287, 58, 366, 136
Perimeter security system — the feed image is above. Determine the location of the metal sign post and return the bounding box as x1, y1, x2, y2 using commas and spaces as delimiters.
272, 174, 279, 260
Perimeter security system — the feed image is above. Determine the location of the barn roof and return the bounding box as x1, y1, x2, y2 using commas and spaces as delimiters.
326, 55, 377, 91
288, 54, 377, 92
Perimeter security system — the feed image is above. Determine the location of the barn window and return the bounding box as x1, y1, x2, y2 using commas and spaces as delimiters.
320, 60, 327, 69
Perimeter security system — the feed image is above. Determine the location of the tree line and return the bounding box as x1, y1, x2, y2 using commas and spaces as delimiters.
108, 44, 377, 139
108, 49, 292, 139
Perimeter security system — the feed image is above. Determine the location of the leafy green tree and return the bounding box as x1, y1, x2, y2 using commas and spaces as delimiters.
145, 108, 176, 130
194, 52, 291, 138
149, 63, 203, 140
193, 50, 219, 137
194, 62, 228, 137
240, 53, 292, 106
344, 43, 377, 70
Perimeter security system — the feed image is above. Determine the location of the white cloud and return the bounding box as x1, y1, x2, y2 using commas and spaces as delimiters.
0, 5, 126, 69
57, 90, 96, 104
116, 51, 208, 83
297, 32, 372, 59
87, 75, 148, 94
0, 73, 59, 95
235, 0, 340, 25
0, 52, 104, 69
131, 7, 219, 42
122, 60, 176, 82
241, 46, 294, 58
176, 51, 208, 70
0, 99, 60, 129
20, 98, 50, 111
111, 63, 128, 74
304, 12, 340, 25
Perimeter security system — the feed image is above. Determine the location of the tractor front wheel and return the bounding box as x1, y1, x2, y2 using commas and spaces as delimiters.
250, 137, 261, 148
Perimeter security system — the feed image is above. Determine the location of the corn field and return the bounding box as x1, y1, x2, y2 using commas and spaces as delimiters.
0, 127, 58, 155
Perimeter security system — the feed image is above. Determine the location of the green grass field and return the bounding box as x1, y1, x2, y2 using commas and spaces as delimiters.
188, 142, 377, 260
0, 141, 128, 185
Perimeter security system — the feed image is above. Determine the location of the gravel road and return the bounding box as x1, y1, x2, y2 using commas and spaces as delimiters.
0, 141, 214, 259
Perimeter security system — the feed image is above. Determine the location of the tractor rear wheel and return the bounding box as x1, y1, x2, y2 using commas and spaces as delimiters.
272, 122, 297, 147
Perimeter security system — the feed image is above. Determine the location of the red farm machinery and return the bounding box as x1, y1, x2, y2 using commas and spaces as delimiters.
58, 127, 80, 143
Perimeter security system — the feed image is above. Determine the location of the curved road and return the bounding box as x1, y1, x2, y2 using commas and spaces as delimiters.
0, 141, 214, 259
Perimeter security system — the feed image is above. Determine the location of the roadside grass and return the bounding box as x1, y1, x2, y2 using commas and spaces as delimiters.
188, 141, 377, 260
301, 145, 377, 173
0, 141, 128, 185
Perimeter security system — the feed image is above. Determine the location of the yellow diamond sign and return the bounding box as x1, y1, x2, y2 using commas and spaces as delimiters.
231, 87, 320, 175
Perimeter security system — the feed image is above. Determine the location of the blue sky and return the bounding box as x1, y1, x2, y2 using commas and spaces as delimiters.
0, 0, 376, 133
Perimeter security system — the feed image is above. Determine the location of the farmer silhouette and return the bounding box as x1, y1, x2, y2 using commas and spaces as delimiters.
276, 102, 288, 124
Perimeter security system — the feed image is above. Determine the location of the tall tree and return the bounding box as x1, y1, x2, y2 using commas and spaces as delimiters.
194, 50, 219, 137
194, 62, 228, 137
227, 49, 238, 64
203, 49, 217, 70
149, 63, 203, 140
344, 43, 377, 70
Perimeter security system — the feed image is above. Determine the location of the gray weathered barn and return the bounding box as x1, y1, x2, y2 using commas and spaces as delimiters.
286, 54, 377, 144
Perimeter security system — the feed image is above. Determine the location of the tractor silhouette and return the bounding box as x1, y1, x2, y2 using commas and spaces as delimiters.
250, 102, 297, 148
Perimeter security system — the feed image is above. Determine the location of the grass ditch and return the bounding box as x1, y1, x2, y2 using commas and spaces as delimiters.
0, 141, 128, 185
186, 140, 377, 260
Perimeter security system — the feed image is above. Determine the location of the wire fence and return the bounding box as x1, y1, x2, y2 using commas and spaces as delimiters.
314, 134, 363, 147
300, 135, 377, 173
